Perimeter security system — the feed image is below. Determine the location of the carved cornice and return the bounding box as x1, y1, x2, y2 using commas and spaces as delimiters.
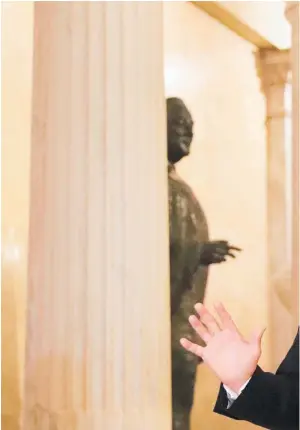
256, 48, 291, 95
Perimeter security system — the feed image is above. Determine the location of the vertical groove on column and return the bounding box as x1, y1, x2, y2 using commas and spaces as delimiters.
86, 3, 107, 428
105, 2, 126, 427
68, 2, 89, 417
122, 3, 139, 428
51, 4, 72, 413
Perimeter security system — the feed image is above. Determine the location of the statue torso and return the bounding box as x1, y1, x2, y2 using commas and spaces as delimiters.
168, 165, 209, 245
168, 164, 209, 345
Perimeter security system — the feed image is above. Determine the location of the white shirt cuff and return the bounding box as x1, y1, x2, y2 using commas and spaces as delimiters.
223, 378, 251, 408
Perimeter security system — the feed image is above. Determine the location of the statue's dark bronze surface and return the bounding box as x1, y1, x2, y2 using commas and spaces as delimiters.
167, 98, 240, 430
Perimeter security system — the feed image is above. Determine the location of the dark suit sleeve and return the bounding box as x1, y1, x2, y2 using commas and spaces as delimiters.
214, 332, 299, 430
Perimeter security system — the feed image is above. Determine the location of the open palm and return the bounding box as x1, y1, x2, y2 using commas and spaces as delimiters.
180, 302, 265, 393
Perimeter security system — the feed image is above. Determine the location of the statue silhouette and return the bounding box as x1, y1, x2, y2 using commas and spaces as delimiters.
167, 97, 241, 430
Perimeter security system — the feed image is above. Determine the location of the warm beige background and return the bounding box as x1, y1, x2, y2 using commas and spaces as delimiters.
164, 3, 269, 429
2, 3, 33, 429
1, 1, 293, 430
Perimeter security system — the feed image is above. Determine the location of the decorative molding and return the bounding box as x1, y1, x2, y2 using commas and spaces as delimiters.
256, 48, 291, 96
192, 1, 276, 49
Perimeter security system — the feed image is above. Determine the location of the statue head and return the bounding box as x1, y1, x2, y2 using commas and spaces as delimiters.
167, 97, 194, 164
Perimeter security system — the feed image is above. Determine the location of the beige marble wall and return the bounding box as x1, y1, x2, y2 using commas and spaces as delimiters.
2, 2, 293, 430
164, 3, 269, 429
1, 3, 34, 430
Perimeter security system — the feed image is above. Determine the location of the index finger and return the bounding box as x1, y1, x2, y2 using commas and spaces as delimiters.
180, 338, 204, 358
228, 246, 242, 252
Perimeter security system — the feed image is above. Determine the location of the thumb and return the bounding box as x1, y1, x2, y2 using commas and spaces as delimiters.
249, 327, 266, 349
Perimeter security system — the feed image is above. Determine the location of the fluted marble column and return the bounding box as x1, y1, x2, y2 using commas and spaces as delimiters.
257, 49, 293, 367
286, 1, 300, 333
23, 3, 171, 430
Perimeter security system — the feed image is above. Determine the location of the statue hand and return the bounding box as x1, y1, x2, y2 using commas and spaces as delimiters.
199, 240, 241, 266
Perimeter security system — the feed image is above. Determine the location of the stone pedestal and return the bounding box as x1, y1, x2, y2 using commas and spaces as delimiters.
23, 3, 171, 429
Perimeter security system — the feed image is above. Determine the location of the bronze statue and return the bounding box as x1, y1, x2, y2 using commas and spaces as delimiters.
167, 97, 240, 430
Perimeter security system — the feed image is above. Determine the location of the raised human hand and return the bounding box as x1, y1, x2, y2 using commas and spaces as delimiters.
180, 302, 265, 394
199, 241, 241, 266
